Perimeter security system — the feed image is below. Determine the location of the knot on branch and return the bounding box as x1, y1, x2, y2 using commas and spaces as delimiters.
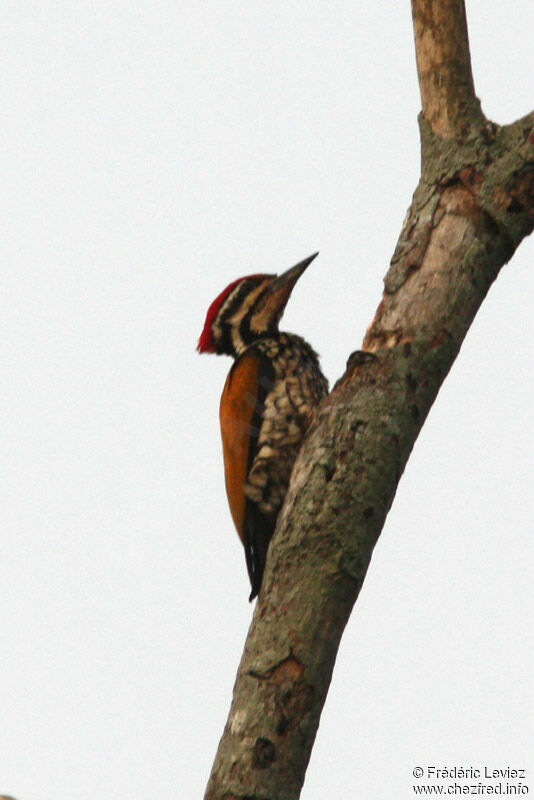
249, 655, 315, 739
253, 737, 276, 769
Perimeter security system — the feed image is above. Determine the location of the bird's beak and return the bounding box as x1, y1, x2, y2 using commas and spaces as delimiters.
248, 252, 319, 337
266, 252, 319, 296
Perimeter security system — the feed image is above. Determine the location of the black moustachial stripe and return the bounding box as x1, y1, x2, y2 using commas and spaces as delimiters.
215, 280, 253, 355
216, 277, 273, 356
237, 286, 273, 350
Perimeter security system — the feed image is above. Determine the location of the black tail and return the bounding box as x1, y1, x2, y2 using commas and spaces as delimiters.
244, 502, 276, 601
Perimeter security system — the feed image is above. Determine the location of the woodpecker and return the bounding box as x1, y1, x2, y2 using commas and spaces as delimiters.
198, 253, 329, 600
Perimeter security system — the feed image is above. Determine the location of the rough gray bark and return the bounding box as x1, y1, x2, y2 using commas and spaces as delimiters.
204, 2, 534, 798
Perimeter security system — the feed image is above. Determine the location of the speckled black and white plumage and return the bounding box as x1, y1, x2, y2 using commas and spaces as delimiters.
244, 333, 328, 516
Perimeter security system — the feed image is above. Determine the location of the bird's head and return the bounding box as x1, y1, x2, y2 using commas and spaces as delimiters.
197, 253, 318, 357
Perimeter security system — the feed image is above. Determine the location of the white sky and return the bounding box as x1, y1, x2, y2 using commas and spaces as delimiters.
1, 2, 532, 798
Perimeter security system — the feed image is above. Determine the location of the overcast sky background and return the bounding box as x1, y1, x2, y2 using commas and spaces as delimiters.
1, 2, 532, 798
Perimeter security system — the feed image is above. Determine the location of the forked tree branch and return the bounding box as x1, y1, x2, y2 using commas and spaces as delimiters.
204, 3, 534, 798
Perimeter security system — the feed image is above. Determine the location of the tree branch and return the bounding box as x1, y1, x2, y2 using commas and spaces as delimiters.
204, 6, 534, 800
411, 0, 484, 137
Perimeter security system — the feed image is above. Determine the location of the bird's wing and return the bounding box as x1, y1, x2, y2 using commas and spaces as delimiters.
219, 347, 275, 599
220, 347, 264, 543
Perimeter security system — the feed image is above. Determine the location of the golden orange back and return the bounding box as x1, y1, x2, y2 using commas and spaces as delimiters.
219, 349, 261, 543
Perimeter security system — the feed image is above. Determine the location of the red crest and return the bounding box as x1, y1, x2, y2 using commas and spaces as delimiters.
197, 275, 262, 353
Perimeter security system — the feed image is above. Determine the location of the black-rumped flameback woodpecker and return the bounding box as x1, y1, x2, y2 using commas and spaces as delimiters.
197, 253, 328, 600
